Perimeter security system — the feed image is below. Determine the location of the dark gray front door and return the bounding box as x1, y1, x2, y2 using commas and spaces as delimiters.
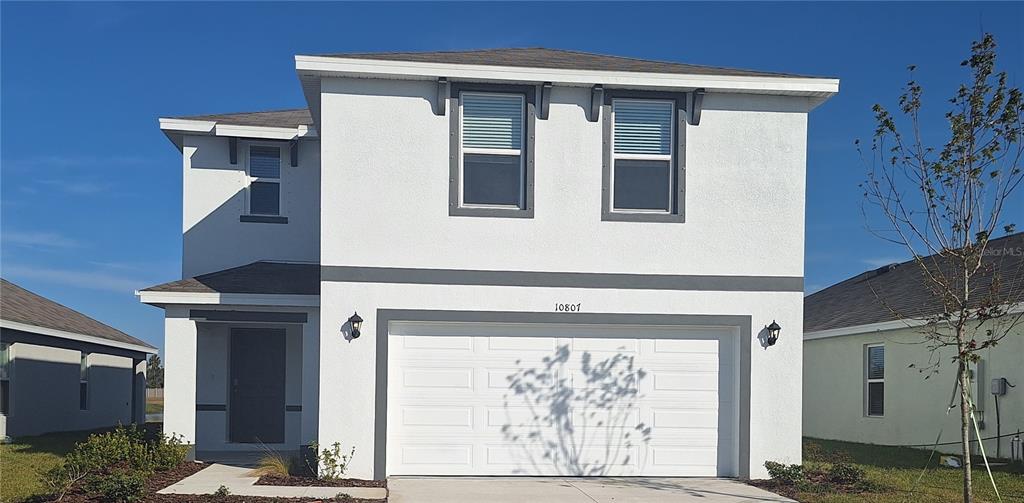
229, 328, 286, 443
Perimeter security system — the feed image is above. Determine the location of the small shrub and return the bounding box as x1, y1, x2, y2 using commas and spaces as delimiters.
308, 442, 356, 481
764, 460, 805, 485
214, 485, 231, 497
149, 432, 190, 470
86, 470, 146, 503
827, 462, 866, 485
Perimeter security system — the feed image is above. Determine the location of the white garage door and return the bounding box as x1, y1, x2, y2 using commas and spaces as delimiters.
387, 321, 739, 477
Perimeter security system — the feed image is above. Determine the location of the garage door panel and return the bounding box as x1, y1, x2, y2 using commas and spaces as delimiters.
485, 336, 559, 352
388, 323, 738, 477
402, 368, 474, 389
401, 406, 474, 427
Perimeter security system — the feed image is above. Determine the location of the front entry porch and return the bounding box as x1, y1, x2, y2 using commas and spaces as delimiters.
158, 304, 320, 460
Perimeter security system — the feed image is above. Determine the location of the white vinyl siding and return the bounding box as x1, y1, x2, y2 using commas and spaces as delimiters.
247, 145, 281, 216
459, 93, 526, 209
611, 99, 674, 212
865, 345, 884, 417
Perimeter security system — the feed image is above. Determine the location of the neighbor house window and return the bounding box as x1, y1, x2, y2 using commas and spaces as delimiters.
79, 352, 89, 410
248, 145, 281, 216
612, 99, 674, 212
460, 92, 526, 209
0, 343, 10, 415
865, 345, 884, 417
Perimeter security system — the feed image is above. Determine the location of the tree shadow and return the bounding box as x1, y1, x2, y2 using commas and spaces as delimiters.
500, 344, 651, 476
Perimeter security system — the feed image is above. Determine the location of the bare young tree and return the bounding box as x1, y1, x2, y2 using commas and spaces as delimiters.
858, 34, 1023, 503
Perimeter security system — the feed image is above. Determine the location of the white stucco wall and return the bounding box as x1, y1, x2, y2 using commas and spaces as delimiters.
804, 323, 1024, 459
181, 135, 320, 278
319, 77, 810, 277
1, 342, 140, 437
315, 77, 813, 479
318, 283, 804, 480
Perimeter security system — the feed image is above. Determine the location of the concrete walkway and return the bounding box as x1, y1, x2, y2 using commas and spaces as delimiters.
389, 477, 794, 503
157, 463, 388, 499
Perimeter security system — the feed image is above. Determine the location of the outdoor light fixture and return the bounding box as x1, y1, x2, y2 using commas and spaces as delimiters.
766, 320, 781, 346
348, 312, 363, 339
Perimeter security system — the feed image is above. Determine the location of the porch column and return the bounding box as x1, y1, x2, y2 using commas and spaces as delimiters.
301, 308, 320, 446
163, 307, 197, 446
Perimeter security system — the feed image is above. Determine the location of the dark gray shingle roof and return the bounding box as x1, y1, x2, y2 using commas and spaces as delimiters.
173, 108, 312, 128
142, 261, 319, 296
1, 279, 155, 350
804, 232, 1024, 333
320, 47, 822, 79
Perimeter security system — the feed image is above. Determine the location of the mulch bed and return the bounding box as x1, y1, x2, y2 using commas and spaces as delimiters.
38, 462, 387, 502
256, 475, 387, 488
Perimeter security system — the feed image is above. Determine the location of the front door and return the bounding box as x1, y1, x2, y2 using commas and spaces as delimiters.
229, 328, 286, 443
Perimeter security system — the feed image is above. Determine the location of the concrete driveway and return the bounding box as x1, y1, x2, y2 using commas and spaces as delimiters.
388, 477, 794, 503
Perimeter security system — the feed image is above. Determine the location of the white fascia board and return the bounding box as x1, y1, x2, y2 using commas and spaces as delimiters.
158, 119, 318, 142
295, 55, 840, 97
137, 290, 320, 308
0, 319, 156, 354
804, 303, 1024, 340
804, 319, 928, 340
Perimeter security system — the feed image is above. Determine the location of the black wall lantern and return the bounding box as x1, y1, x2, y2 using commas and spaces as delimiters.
766, 320, 781, 346
348, 312, 364, 339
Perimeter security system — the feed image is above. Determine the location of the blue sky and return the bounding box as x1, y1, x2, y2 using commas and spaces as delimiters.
2, 2, 1022, 352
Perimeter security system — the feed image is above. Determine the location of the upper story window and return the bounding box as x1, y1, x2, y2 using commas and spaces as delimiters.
865, 344, 884, 417
450, 85, 536, 218
461, 93, 525, 208
247, 145, 281, 216
602, 93, 686, 222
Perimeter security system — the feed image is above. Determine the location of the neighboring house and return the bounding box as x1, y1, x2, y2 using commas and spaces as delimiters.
804, 232, 1024, 459
139, 48, 839, 479
0, 279, 155, 438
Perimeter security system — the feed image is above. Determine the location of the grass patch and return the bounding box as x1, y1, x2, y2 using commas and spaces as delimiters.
145, 401, 163, 414
757, 438, 1024, 503
0, 429, 96, 502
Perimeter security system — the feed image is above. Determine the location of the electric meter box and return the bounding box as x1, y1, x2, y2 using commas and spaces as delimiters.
991, 378, 1008, 396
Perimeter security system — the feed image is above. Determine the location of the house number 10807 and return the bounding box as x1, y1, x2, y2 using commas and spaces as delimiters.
555, 303, 581, 312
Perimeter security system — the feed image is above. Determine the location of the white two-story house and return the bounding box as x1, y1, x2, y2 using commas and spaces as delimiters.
140, 48, 838, 480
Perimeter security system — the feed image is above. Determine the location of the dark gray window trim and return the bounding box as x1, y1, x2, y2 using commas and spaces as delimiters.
240, 215, 288, 224
449, 83, 536, 219
372, 309, 752, 480
602, 89, 688, 223
321, 265, 804, 292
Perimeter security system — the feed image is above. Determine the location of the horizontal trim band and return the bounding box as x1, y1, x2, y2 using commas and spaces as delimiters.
196, 404, 226, 412
322, 266, 802, 292
189, 310, 308, 324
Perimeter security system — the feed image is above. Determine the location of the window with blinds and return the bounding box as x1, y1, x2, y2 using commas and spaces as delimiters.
866, 345, 884, 416
248, 145, 281, 216
612, 99, 674, 212
460, 92, 525, 208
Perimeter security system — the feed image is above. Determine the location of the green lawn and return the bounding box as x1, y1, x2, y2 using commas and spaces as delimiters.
0, 429, 96, 502
146, 400, 164, 414
789, 438, 1024, 503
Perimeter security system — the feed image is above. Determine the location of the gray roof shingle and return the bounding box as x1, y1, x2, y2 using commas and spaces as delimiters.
173, 108, 312, 128
804, 232, 1024, 333
142, 261, 319, 296
318, 47, 824, 79
1, 279, 155, 350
